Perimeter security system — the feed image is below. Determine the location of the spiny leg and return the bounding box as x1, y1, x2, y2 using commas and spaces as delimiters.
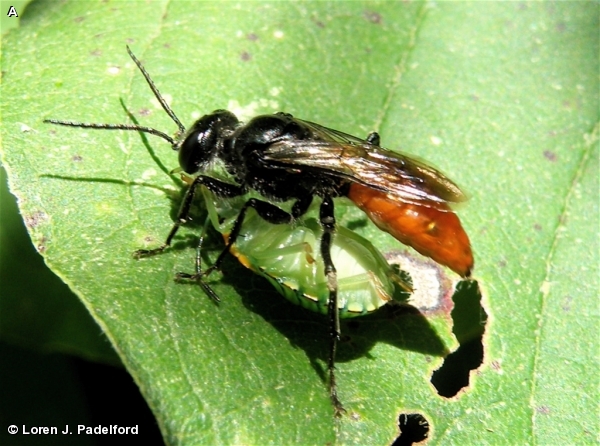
135, 175, 244, 258
193, 217, 211, 277
134, 175, 244, 301
319, 196, 345, 415
133, 177, 201, 259
176, 216, 221, 302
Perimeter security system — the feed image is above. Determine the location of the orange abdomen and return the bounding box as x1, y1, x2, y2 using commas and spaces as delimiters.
348, 183, 473, 277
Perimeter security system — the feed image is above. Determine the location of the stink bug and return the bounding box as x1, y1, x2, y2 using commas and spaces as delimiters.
199, 186, 412, 316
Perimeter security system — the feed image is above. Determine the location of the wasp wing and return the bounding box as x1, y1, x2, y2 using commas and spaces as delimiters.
299, 119, 372, 145
263, 140, 466, 206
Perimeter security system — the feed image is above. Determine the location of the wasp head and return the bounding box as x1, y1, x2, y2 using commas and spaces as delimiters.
176, 110, 239, 174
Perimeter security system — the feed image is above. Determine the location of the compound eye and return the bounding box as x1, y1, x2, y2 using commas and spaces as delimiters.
178, 129, 209, 174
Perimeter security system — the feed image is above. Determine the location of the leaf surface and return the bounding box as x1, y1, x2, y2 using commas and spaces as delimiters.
1, 2, 598, 444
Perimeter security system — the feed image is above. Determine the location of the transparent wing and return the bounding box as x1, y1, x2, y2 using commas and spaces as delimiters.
263, 139, 466, 207
299, 119, 373, 145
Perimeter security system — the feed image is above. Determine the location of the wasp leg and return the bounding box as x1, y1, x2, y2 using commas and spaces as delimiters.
134, 175, 245, 259
319, 196, 345, 416
138, 175, 244, 299
135, 175, 243, 302
193, 217, 211, 277
203, 196, 312, 277
175, 216, 222, 302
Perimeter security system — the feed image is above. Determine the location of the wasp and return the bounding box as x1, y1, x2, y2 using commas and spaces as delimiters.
45, 46, 473, 415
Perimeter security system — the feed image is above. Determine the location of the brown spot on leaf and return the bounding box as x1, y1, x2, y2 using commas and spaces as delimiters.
536, 406, 551, 415
24, 211, 48, 229
364, 10, 382, 24
311, 17, 325, 28
543, 150, 557, 162
37, 237, 48, 253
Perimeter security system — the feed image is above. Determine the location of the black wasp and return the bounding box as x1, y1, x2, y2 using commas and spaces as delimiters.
45, 46, 472, 415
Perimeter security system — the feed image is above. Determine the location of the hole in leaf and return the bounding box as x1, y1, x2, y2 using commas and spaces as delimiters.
431, 279, 487, 397
391, 412, 430, 446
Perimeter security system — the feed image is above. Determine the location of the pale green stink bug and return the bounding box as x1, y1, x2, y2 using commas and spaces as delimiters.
200, 186, 412, 317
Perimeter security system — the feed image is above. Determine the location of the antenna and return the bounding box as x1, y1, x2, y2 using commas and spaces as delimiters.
44, 46, 186, 147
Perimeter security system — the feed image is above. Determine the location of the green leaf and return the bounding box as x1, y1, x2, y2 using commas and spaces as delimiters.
0, 165, 119, 363
1, 1, 598, 444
